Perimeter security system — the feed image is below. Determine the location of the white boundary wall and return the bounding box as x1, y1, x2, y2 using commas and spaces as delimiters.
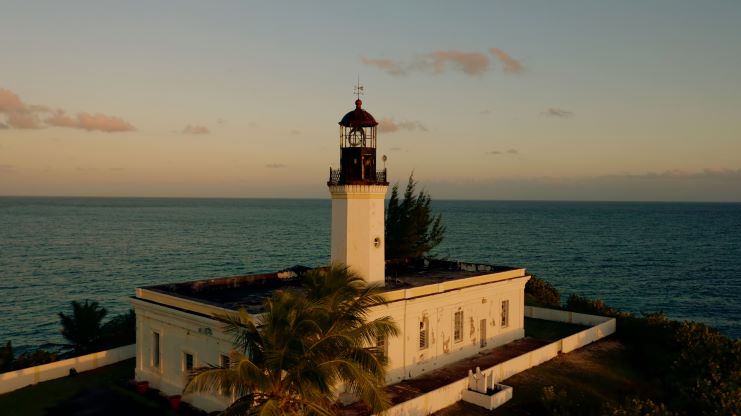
377, 307, 615, 416
0, 344, 135, 395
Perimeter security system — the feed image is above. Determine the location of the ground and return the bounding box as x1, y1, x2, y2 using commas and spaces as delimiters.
0, 358, 194, 416
432, 337, 644, 415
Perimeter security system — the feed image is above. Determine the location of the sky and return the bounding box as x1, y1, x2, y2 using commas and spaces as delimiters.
1, 1, 740, 201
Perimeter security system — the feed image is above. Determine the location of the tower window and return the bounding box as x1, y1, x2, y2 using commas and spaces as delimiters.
454, 310, 464, 343
419, 317, 429, 350
501, 300, 510, 328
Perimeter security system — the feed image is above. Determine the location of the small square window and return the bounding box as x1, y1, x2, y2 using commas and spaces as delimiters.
183, 352, 194, 373
453, 310, 464, 343
220, 354, 231, 369
501, 300, 510, 328
419, 317, 429, 350
152, 332, 160, 369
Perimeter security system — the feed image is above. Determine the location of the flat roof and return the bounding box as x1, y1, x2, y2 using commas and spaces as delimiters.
137, 260, 524, 314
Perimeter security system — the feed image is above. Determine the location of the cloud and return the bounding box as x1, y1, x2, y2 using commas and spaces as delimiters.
480, 109, 491, 115
1, 86, 135, 132
378, 117, 428, 133
487, 148, 519, 156
0, 88, 27, 113
542, 108, 574, 118
8, 111, 43, 129
182, 124, 210, 135
0, 164, 15, 174
360, 57, 406, 76
290, 129, 300, 135
424, 168, 741, 201
426, 50, 490, 75
489, 48, 524, 74
45, 110, 135, 132
265, 163, 286, 169
362, 47, 523, 77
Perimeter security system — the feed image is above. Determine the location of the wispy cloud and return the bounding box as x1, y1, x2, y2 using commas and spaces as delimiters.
0, 164, 15, 174
360, 57, 406, 76
290, 129, 300, 135
1, 86, 135, 132
489, 48, 524, 74
542, 108, 574, 118
362, 47, 522, 77
265, 163, 286, 169
46, 110, 136, 132
182, 124, 210, 135
378, 117, 428, 133
426, 50, 490, 75
487, 148, 519, 156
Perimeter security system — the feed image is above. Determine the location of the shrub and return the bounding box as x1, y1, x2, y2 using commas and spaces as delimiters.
525, 275, 561, 307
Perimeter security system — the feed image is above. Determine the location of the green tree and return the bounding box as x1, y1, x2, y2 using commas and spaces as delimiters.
0, 341, 12, 372
385, 174, 445, 263
59, 300, 107, 354
184, 264, 400, 415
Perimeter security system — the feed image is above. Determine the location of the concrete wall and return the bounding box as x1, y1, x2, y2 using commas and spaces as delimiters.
376, 307, 616, 416
0, 344, 135, 395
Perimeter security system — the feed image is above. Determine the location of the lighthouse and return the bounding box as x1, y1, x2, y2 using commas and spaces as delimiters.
327, 89, 389, 285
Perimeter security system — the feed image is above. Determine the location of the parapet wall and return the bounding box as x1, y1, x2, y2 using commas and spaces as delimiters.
0, 344, 135, 395
376, 307, 616, 416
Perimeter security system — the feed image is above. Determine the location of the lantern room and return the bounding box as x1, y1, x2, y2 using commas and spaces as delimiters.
329, 99, 388, 186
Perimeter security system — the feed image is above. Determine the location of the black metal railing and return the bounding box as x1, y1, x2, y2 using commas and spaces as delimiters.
327, 168, 388, 186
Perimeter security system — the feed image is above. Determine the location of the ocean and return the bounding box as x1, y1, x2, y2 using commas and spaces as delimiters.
1, 197, 739, 353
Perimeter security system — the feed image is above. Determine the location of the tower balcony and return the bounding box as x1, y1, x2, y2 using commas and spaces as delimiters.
327, 168, 388, 186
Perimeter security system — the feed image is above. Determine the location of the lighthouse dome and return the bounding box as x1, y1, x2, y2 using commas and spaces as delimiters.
339, 99, 378, 127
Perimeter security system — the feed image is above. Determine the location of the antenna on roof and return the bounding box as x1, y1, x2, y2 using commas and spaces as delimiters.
354, 75, 364, 100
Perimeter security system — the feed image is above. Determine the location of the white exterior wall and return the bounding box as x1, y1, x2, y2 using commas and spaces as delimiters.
373, 274, 528, 383
329, 184, 388, 286
132, 298, 234, 412
132, 273, 529, 411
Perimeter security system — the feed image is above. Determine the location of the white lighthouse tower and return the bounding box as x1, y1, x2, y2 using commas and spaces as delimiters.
327, 89, 388, 286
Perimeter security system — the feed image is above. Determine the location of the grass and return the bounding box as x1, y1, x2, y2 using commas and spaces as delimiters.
524, 317, 587, 341
0, 358, 176, 416
433, 337, 646, 415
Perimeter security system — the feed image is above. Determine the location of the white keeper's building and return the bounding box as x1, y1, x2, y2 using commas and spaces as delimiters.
131, 97, 531, 412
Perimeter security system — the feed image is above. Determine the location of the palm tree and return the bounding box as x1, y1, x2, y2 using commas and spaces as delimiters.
59, 300, 107, 354
184, 264, 399, 415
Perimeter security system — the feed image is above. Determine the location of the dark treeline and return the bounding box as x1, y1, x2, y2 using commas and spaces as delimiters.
0, 300, 135, 372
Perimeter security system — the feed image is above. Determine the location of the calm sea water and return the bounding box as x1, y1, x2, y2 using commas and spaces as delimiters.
1, 197, 739, 353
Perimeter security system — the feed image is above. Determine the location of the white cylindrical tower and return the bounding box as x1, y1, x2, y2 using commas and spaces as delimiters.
327, 97, 388, 285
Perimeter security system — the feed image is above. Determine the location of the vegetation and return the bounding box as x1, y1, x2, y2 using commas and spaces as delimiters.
59, 300, 108, 355
1, 302, 135, 372
525, 275, 561, 307
385, 174, 445, 263
564, 294, 741, 416
184, 264, 400, 416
